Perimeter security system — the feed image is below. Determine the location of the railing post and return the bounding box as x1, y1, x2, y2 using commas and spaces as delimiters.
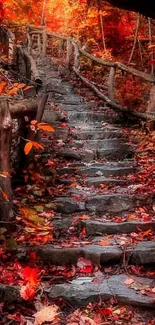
107, 67, 115, 101
42, 28, 47, 58
73, 42, 80, 71
66, 37, 72, 68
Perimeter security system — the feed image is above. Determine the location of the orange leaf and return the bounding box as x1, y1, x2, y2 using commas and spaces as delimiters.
37, 123, 55, 132
32, 141, 44, 150
24, 142, 33, 155
128, 214, 136, 220
98, 240, 111, 246
8, 87, 18, 95
140, 229, 151, 238
0, 188, 9, 201
0, 81, 7, 93
17, 83, 26, 89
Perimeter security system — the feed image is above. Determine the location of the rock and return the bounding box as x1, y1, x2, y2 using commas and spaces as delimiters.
97, 145, 133, 160
23, 244, 122, 266
57, 148, 95, 162
53, 197, 82, 213
0, 284, 21, 303
86, 194, 140, 213
48, 274, 154, 308
82, 220, 155, 235
130, 241, 155, 264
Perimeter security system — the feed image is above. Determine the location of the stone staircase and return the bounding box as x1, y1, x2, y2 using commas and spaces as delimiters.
34, 58, 155, 310
2, 57, 154, 315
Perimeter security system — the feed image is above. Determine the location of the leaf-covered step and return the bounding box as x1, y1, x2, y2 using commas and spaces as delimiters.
48, 274, 155, 308
19, 241, 155, 266
77, 162, 136, 177
72, 128, 123, 140
84, 176, 129, 187
81, 220, 155, 235
70, 138, 129, 149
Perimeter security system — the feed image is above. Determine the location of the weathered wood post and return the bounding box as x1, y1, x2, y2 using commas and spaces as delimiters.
73, 42, 80, 71
0, 96, 14, 223
107, 67, 115, 101
66, 37, 73, 68
42, 29, 47, 58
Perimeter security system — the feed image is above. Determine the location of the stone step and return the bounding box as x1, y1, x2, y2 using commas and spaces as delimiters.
18, 241, 155, 266
53, 193, 147, 214
82, 220, 155, 235
76, 162, 136, 177
57, 145, 133, 161
57, 165, 135, 177
84, 176, 130, 187
49, 93, 83, 105
70, 138, 129, 149
72, 128, 123, 140
57, 148, 95, 162
85, 194, 146, 214
1, 274, 154, 308
67, 111, 114, 123
57, 102, 97, 111
48, 274, 155, 308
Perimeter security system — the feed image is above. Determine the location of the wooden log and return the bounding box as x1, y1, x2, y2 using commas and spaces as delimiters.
9, 99, 37, 119
0, 96, 14, 223
79, 47, 155, 83
73, 67, 155, 121
16, 46, 42, 86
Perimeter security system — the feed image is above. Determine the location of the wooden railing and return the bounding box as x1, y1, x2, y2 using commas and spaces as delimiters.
26, 24, 155, 122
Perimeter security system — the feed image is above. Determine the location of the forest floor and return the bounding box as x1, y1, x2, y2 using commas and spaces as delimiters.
0, 56, 155, 324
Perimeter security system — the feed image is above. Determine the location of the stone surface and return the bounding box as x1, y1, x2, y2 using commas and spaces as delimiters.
0, 285, 21, 303
50, 94, 83, 105
31, 244, 122, 266
84, 177, 128, 187
82, 220, 155, 235
72, 129, 123, 140
53, 197, 83, 213
86, 194, 140, 213
57, 148, 95, 162
97, 146, 133, 160
48, 274, 154, 308
78, 163, 136, 177
130, 241, 155, 264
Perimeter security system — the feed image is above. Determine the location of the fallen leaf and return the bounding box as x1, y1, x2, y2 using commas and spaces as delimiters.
98, 240, 111, 246
21, 266, 39, 286
77, 257, 93, 273
20, 284, 36, 301
34, 305, 59, 325
124, 278, 135, 285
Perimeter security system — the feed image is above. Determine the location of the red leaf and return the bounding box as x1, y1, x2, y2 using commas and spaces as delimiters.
77, 257, 93, 273
100, 308, 112, 316
21, 266, 39, 286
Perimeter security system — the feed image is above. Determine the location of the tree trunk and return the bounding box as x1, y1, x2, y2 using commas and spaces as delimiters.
0, 97, 14, 224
